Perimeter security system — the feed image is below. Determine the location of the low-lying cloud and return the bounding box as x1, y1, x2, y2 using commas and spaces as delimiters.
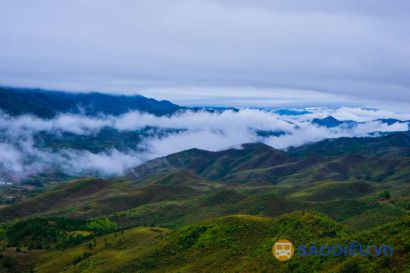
0, 107, 409, 182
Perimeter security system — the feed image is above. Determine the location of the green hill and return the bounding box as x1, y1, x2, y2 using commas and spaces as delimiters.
1, 133, 410, 272
131, 134, 410, 186
288, 132, 410, 158
0, 178, 200, 220
24, 212, 409, 273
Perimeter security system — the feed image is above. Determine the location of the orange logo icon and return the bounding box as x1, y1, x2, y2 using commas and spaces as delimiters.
272, 239, 294, 261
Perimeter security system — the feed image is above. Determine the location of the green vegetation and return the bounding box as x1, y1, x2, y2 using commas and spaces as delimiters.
3, 217, 118, 252
0, 133, 409, 272
85, 218, 117, 234
378, 190, 391, 200
16, 212, 408, 273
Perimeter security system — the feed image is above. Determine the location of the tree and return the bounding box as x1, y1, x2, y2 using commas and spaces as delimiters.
378, 190, 391, 200
86, 218, 117, 234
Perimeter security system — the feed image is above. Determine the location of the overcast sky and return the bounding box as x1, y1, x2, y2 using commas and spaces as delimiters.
1, 0, 409, 108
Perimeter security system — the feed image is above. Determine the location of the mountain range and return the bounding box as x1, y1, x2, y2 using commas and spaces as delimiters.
0, 86, 182, 117
0, 87, 409, 273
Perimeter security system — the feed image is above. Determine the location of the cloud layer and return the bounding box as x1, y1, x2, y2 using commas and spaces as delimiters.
1, 0, 410, 107
0, 107, 408, 182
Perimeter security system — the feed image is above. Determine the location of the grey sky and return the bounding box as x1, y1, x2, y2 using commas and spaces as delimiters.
0, 0, 409, 108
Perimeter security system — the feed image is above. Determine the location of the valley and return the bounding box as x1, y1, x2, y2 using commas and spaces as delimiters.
0, 133, 409, 272
0, 87, 409, 272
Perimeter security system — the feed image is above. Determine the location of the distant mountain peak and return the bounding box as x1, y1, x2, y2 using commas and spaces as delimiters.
0, 86, 182, 117
312, 116, 343, 128
241, 142, 275, 150
311, 115, 360, 129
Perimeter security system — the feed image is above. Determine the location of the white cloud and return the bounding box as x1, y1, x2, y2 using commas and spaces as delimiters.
0, 107, 408, 182
291, 107, 410, 122
60, 149, 145, 176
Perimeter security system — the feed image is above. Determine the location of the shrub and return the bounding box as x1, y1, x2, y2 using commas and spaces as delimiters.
72, 252, 92, 265
378, 190, 391, 200
86, 218, 117, 234
339, 260, 361, 273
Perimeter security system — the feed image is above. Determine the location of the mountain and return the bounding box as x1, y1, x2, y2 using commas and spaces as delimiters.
1, 133, 408, 232
311, 116, 410, 130
0, 177, 201, 220
0, 133, 409, 272
3, 133, 408, 228
377, 118, 410, 125
131, 133, 410, 185
275, 108, 311, 116
0, 86, 182, 117
32, 127, 184, 154
312, 116, 344, 127
130, 143, 292, 183
289, 131, 410, 158
311, 116, 358, 128
4, 212, 409, 273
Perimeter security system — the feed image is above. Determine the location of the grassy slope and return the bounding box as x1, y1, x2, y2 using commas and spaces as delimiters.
0, 178, 116, 219
0, 177, 201, 220
35, 227, 169, 273
34, 212, 410, 273
131, 135, 410, 187
1, 176, 406, 233
3, 134, 408, 225
0, 134, 409, 272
